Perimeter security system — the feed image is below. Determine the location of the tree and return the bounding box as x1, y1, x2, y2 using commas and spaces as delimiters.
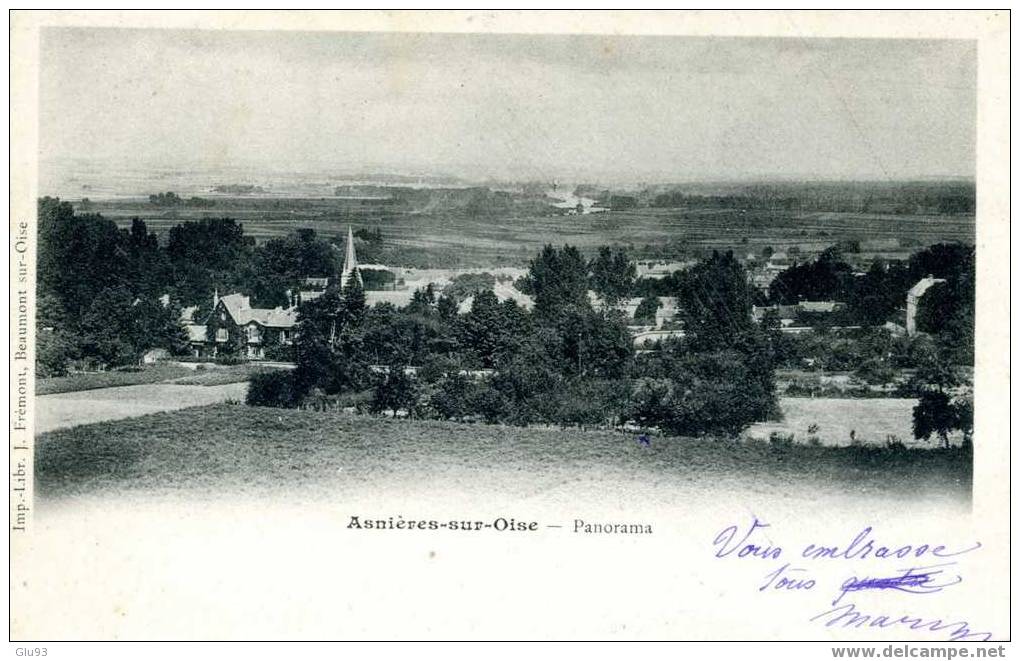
38, 198, 131, 320
429, 373, 477, 421
554, 307, 633, 379
247, 371, 299, 408
768, 246, 854, 305
911, 352, 969, 448
589, 246, 636, 306
241, 229, 339, 308
633, 296, 661, 325
675, 251, 754, 351
436, 294, 459, 321
456, 290, 528, 368
444, 272, 496, 303
291, 282, 370, 397
627, 345, 778, 437
520, 244, 591, 320
36, 329, 79, 377
913, 391, 958, 448
77, 286, 139, 366
371, 368, 421, 417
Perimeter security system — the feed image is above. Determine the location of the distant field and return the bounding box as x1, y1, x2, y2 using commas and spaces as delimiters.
84, 197, 976, 268
35, 403, 971, 502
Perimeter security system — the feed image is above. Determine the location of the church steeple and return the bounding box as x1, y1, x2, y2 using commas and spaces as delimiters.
341, 225, 363, 289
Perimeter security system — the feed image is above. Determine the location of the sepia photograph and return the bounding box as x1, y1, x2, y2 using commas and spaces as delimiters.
9, 10, 1010, 646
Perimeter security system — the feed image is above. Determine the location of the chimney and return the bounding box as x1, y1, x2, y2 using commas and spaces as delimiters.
213, 288, 219, 308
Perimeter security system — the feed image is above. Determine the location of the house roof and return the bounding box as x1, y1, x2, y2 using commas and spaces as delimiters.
908, 277, 946, 299
185, 324, 207, 342
217, 293, 298, 328
456, 283, 535, 314
798, 301, 843, 313
179, 306, 199, 323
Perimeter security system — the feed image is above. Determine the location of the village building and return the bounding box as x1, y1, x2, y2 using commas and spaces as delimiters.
201, 292, 299, 360
634, 260, 693, 280
182, 226, 421, 359
621, 296, 678, 329
456, 281, 536, 313
751, 301, 846, 328
906, 276, 946, 336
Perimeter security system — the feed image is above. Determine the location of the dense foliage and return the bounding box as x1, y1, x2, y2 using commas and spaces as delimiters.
36, 197, 376, 375
252, 245, 781, 437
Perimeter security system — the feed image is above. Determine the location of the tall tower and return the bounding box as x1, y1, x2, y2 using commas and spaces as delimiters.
341, 225, 363, 289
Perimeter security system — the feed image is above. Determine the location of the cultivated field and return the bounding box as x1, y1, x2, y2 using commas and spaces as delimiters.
83, 197, 975, 268
35, 403, 971, 503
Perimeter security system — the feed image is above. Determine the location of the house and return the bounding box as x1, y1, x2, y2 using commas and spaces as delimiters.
906, 276, 946, 336
621, 296, 678, 329
142, 348, 170, 364
182, 225, 387, 359
456, 282, 535, 314
635, 261, 692, 280
752, 304, 799, 325
797, 300, 845, 314
633, 328, 685, 349
203, 292, 299, 360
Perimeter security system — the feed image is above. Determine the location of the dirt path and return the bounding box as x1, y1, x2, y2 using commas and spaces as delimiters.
35, 382, 249, 434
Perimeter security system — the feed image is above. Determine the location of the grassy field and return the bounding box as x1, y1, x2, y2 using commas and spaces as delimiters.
743, 397, 955, 448
35, 382, 249, 434
167, 364, 280, 386
36, 364, 194, 395
35, 403, 971, 502
36, 363, 272, 395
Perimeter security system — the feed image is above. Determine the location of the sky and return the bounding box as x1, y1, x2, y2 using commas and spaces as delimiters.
39, 28, 976, 184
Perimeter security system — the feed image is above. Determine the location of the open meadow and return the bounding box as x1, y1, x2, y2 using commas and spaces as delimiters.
742, 397, 957, 448
35, 403, 971, 506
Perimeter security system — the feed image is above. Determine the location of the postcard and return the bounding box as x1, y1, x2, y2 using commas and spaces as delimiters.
8, 10, 1011, 645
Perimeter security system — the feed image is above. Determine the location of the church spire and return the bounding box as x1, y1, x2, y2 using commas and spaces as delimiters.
341, 225, 363, 289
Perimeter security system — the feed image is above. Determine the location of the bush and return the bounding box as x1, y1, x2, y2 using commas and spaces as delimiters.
246, 371, 299, 408
554, 379, 628, 428
429, 373, 478, 421
370, 368, 421, 417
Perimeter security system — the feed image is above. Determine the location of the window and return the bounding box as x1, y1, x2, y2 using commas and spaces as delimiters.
216, 328, 228, 342
247, 325, 260, 342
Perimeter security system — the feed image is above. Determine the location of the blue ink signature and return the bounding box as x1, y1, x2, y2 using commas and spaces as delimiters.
811, 603, 992, 641
832, 562, 963, 606
637, 434, 651, 447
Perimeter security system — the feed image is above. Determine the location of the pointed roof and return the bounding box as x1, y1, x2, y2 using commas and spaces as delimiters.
341, 225, 363, 289
908, 276, 946, 299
